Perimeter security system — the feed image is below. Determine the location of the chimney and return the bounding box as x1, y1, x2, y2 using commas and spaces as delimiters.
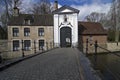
13, 0, 19, 16
54, 0, 58, 10
13, 7, 19, 16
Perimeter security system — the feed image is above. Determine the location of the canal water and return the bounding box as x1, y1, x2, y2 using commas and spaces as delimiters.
88, 53, 120, 80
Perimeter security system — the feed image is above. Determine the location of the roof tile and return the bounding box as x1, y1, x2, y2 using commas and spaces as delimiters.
8, 14, 53, 26
78, 22, 107, 35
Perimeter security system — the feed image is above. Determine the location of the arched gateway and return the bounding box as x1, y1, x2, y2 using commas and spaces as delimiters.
60, 27, 72, 47
53, 5, 79, 47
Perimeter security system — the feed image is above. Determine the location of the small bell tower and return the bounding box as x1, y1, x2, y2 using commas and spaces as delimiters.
13, 0, 19, 16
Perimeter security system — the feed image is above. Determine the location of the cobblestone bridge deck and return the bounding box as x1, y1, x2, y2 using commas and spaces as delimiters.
0, 48, 100, 80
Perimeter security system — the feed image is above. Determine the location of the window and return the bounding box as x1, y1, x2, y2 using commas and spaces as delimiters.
24, 16, 34, 25
38, 28, 44, 36
13, 28, 19, 37
24, 40, 31, 51
39, 40, 44, 50
13, 40, 19, 51
24, 19, 31, 25
24, 28, 30, 36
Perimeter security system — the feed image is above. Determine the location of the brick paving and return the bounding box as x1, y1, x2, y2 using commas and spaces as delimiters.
0, 48, 83, 80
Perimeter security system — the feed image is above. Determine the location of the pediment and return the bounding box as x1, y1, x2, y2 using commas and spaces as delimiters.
53, 5, 79, 14
61, 9, 73, 13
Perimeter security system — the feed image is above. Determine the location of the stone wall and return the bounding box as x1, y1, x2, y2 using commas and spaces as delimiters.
8, 26, 54, 50
81, 43, 107, 54
0, 40, 8, 58
78, 35, 107, 54
79, 42, 120, 54
107, 42, 120, 51
0, 40, 54, 59
7, 25, 54, 59
81, 35, 107, 43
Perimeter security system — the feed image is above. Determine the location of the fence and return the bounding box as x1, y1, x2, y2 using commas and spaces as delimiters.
0, 40, 55, 63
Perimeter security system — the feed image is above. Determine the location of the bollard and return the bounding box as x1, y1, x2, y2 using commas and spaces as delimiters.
94, 40, 98, 55
21, 40, 25, 57
0, 52, 2, 63
94, 40, 98, 69
46, 42, 48, 50
41, 46, 44, 52
34, 40, 36, 53
50, 42, 52, 49
116, 42, 118, 46
86, 39, 88, 56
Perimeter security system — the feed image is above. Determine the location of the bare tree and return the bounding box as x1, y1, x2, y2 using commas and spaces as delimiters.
85, 12, 99, 22
84, 11, 114, 30
0, 0, 22, 39
0, 0, 12, 28
32, 0, 51, 14
110, 0, 120, 42
85, 12, 106, 22
0, 0, 22, 27
0, 0, 13, 19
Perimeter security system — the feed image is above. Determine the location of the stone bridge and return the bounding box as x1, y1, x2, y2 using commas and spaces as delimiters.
0, 48, 100, 80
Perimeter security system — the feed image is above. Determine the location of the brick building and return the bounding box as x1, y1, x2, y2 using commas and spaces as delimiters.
78, 22, 107, 53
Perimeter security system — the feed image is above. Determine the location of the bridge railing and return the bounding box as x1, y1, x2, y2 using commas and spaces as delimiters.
86, 39, 120, 79
85, 38, 120, 57
0, 41, 55, 63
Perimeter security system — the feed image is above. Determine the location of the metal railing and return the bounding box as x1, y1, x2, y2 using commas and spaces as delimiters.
85, 39, 120, 57
86, 39, 120, 79
0, 41, 55, 63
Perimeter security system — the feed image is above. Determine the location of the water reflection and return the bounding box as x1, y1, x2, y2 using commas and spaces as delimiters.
88, 53, 120, 80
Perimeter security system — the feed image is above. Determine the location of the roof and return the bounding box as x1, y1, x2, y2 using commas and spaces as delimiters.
78, 22, 107, 35
8, 14, 53, 26
52, 5, 79, 14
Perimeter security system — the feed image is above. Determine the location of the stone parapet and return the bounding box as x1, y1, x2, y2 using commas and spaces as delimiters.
107, 42, 120, 51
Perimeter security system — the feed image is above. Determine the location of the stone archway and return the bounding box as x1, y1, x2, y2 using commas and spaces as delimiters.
60, 27, 72, 47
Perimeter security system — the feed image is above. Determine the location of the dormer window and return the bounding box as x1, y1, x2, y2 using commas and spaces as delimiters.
24, 19, 31, 25
24, 15, 34, 25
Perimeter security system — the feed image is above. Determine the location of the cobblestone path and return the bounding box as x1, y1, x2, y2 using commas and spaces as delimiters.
0, 48, 83, 80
